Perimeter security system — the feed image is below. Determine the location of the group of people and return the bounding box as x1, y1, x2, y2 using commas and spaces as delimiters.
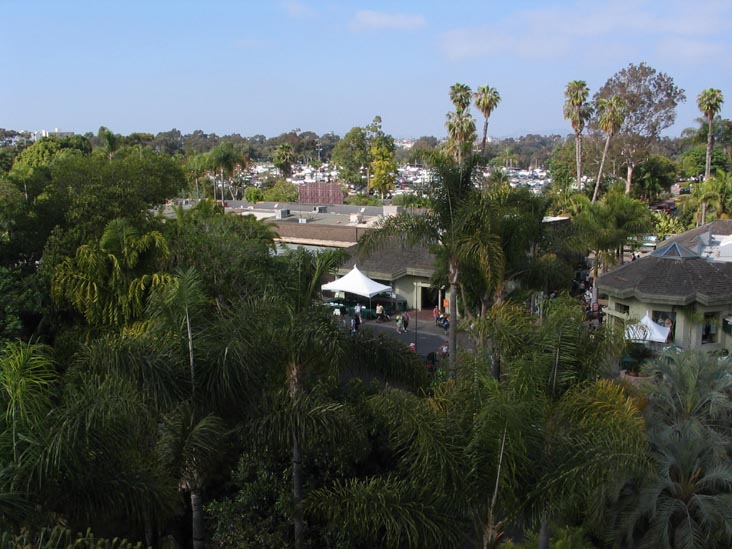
432, 306, 450, 334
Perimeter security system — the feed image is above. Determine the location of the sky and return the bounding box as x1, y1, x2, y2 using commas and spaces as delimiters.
2, 0, 731, 140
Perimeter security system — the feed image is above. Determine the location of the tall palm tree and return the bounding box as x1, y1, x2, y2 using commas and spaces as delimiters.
679, 177, 719, 226
207, 142, 244, 202
592, 95, 626, 202
697, 88, 724, 181
359, 154, 478, 374
563, 80, 592, 188
273, 143, 295, 178
446, 111, 477, 165
474, 85, 501, 155
449, 83, 472, 114
158, 403, 226, 549
255, 248, 426, 549
447, 83, 477, 165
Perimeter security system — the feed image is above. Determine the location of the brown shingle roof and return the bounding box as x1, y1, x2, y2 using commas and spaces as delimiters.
339, 240, 436, 281
599, 246, 732, 306
663, 219, 732, 250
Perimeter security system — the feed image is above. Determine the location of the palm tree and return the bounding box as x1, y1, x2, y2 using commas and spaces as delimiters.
710, 169, 732, 219
158, 403, 226, 549
641, 350, 732, 444
0, 341, 56, 465
34, 370, 177, 540
593, 95, 626, 202
679, 177, 719, 226
255, 248, 426, 548
697, 88, 724, 181
207, 142, 244, 202
563, 81, 592, 188
97, 126, 119, 161
474, 85, 501, 155
574, 190, 651, 302
446, 111, 477, 165
52, 218, 171, 327
449, 83, 472, 113
618, 427, 732, 548
145, 268, 209, 399
273, 143, 295, 178
359, 154, 478, 374
185, 153, 209, 199
447, 83, 477, 164
611, 350, 732, 547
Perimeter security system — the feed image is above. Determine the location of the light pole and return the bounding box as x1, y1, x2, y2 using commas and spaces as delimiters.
414, 282, 419, 354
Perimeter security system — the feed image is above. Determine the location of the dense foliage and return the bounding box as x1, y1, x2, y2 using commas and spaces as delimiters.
1, 66, 731, 548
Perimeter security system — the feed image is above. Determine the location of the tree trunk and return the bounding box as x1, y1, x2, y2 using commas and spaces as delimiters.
481, 117, 489, 155
701, 200, 707, 226
186, 307, 195, 398
483, 426, 508, 549
537, 516, 551, 549
191, 489, 205, 549
593, 135, 611, 202
293, 431, 304, 549
144, 516, 155, 548
625, 163, 635, 195
705, 115, 714, 180
576, 133, 583, 189
489, 344, 501, 381
288, 362, 305, 549
448, 259, 459, 376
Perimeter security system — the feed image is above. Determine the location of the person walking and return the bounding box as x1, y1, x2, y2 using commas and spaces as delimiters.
402, 311, 410, 332
433, 305, 440, 326
395, 313, 404, 334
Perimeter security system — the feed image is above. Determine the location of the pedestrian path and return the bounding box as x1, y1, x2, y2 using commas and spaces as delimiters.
360, 309, 448, 357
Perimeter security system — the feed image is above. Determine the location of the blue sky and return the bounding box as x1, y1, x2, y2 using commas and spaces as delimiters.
2, 0, 730, 139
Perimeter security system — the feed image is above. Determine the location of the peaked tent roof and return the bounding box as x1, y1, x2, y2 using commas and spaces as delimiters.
651, 242, 699, 259
321, 265, 392, 298
625, 313, 671, 343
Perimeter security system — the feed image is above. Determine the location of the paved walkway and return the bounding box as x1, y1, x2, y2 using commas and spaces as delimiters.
359, 309, 448, 358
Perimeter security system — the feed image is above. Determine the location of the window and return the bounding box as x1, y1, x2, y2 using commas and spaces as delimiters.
652, 310, 676, 342
615, 303, 630, 314
703, 313, 718, 344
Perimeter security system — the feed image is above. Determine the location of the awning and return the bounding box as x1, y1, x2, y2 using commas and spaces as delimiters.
625, 313, 671, 343
321, 265, 392, 298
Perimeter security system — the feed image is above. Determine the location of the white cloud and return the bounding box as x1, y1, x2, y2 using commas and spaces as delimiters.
350, 10, 426, 32
440, 27, 569, 61
656, 38, 725, 64
439, 0, 731, 61
284, 0, 312, 18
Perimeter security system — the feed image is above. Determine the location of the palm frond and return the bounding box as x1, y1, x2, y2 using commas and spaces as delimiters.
307, 476, 464, 548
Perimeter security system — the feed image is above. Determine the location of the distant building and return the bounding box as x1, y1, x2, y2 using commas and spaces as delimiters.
298, 182, 344, 205
33, 128, 75, 140
223, 201, 437, 310
599, 220, 732, 353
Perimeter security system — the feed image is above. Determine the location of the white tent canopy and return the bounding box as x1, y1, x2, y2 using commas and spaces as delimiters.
321, 265, 392, 298
625, 313, 671, 343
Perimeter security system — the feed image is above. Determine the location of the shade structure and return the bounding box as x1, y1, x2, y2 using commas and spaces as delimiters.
321, 265, 392, 298
625, 313, 671, 343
